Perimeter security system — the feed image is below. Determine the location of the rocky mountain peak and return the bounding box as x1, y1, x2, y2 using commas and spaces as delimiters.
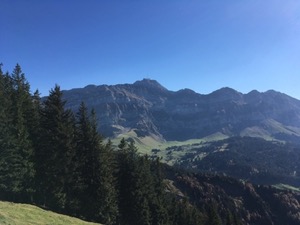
208, 87, 244, 103
133, 79, 167, 92
210, 87, 242, 96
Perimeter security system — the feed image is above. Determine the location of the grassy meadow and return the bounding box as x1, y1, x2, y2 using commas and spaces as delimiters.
0, 201, 101, 225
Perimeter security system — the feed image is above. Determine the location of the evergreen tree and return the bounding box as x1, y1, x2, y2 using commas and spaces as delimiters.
98, 138, 118, 225
0, 64, 35, 202
0, 66, 17, 200
11, 65, 38, 202
36, 85, 76, 211
149, 158, 170, 225
73, 103, 118, 224
206, 203, 222, 225
116, 138, 138, 225
225, 211, 233, 225
131, 155, 153, 225
117, 140, 165, 225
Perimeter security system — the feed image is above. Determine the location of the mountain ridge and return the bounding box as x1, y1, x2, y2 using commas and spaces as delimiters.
61, 79, 300, 143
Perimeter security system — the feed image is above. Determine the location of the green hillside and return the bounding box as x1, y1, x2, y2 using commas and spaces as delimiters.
0, 201, 101, 225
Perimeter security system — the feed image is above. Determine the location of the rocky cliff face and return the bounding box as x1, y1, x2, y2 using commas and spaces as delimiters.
62, 79, 300, 141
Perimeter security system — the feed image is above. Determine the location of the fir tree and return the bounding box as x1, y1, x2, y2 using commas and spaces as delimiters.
36, 85, 76, 211
11, 64, 36, 202
117, 140, 161, 225
149, 158, 170, 225
98, 139, 118, 225
206, 203, 222, 225
0, 64, 35, 202
0, 66, 18, 200
73, 103, 118, 224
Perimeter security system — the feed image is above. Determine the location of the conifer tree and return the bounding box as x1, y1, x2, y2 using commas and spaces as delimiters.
225, 210, 233, 225
36, 85, 76, 211
131, 155, 152, 225
98, 138, 118, 225
206, 203, 222, 225
73, 103, 117, 224
116, 138, 137, 225
117, 140, 158, 225
10, 64, 37, 201
0, 66, 17, 200
149, 158, 170, 225
73, 102, 98, 219
0, 64, 35, 202
27, 90, 41, 154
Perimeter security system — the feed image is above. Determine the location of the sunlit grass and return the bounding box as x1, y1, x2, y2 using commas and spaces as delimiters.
111, 130, 229, 164
0, 201, 101, 225
273, 184, 300, 192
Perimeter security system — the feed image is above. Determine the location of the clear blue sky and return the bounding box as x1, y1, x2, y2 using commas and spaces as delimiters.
1, 0, 300, 98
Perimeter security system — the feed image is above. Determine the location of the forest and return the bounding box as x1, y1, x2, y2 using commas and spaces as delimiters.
0, 64, 242, 225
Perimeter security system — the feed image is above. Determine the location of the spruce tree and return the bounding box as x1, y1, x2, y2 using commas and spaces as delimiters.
149, 158, 170, 225
0, 64, 35, 202
73, 103, 118, 224
117, 140, 156, 225
116, 138, 137, 225
98, 138, 118, 225
10, 64, 36, 202
0, 66, 17, 200
36, 85, 76, 211
73, 102, 98, 219
206, 203, 222, 225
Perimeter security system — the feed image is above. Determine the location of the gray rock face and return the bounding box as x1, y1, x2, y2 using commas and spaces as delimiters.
62, 79, 300, 141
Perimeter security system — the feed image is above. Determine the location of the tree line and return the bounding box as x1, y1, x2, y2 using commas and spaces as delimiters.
0, 64, 239, 225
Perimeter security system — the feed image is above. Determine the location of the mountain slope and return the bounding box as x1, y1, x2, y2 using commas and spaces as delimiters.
0, 201, 101, 225
168, 168, 300, 225
62, 79, 300, 143
178, 136, 300, 186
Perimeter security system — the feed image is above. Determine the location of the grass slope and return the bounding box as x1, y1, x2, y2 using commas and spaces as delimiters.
0, 201, 101, 225
111, 130, 229, 165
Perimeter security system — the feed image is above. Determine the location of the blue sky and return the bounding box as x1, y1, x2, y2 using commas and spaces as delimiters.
1, 0, 300, 98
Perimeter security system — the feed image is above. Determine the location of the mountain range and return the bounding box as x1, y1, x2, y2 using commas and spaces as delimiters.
60, 79, 300, 187
62, 78, 300, 143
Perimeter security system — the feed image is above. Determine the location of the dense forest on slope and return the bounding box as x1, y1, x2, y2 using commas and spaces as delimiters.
177, 136, 300, 186
1, 64, 300, 225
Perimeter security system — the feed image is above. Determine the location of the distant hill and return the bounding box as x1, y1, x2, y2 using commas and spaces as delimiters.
0, 201, 101, 225
62, 79, 300, 143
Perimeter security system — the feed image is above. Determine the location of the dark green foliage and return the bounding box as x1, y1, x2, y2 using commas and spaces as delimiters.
116, 139, 140, 225
0, 64, 35, 202
206, 203, 222, 225
36, 85, 76, 210
116, 139, 205, 225
149, 158, 170, 225
99, 140, 118, 224
72, 102, 118, 224
117, 140, 160, 225
0, 68, 17, 199
168, 197, 203, 225
10, 65, 36, 201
